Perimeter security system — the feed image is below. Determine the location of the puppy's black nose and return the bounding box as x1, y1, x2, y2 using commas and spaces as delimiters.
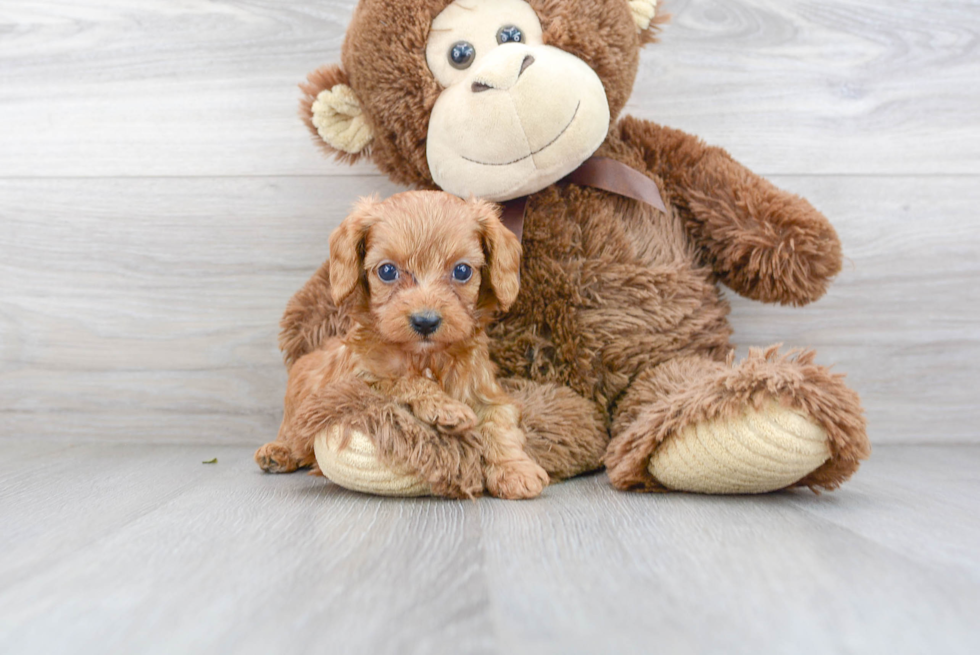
410, 312, 442, 336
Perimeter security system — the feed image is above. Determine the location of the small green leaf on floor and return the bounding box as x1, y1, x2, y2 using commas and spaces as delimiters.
202, 458, 218, 464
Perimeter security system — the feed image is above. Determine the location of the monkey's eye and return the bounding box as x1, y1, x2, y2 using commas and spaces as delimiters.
452, 263, 473, 282
449, 42, 475, 69
377, 263, 399, 282
496, 26, 524, 44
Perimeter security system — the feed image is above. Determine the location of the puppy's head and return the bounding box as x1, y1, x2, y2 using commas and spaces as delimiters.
330, 191, 521, 350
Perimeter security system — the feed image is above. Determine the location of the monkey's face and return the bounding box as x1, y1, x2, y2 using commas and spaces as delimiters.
301, 0, 658, 195
424, 0, 611, 201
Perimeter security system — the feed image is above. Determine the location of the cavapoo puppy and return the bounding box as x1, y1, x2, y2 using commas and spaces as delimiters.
255, 191, 550, 499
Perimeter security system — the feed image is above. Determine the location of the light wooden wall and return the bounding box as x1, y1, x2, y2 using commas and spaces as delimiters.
1, 0, 977, 445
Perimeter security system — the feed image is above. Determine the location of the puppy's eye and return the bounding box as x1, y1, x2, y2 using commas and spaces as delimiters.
496, 26, 524, 44
452, 263, 473, 282
449, 41, 475, 69
377, 263, 399, 282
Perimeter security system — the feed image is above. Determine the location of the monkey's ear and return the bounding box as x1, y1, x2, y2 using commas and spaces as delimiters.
329, 196, 381, 305
629, 0, 669, 43
300, 65, 374, 162
628, 0, 657, 31
472, 199, 522, 312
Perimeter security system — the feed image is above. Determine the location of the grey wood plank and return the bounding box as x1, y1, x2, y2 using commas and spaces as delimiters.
0, 443, 496, 655
0, 443, 978, 654
0, 442, 239, 589
632, 0, 980, 175
0, 438, 78, 467
0, 0, 977, 177
786, 445, 980, 582
2, 175, 977, 444
479, 472, 980, 655
0, 175, 402, 443
0, 411, 283, 445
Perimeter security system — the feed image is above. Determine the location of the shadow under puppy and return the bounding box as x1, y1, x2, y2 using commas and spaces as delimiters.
256, 191, 550, 499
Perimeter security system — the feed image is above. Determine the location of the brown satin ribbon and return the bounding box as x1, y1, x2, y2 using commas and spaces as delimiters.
500, 197, 530, 241
499, 156, 667, 241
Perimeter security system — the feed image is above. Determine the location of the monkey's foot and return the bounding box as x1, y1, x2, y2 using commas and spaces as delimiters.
648, 402, 831, 494
314, 426, 431, 497
606, 348, 870, 494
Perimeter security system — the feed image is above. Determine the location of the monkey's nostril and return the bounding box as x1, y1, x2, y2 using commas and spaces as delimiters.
472, 55, 534, 93
410, 312, 442, 337
518, 55, 535, 77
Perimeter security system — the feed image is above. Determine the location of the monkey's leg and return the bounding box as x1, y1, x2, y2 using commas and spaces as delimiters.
605, 348, 869, 494
500, 378, 608, 481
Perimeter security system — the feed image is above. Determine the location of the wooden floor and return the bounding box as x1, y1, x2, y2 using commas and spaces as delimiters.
0, 442, 977, 654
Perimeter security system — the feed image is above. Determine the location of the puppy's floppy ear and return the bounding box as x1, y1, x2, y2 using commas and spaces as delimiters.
329, 196, 381, 305
300, 65, 374, 162
472, 199, 522, 312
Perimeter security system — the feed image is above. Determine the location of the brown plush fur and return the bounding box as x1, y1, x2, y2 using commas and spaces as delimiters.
280, 0, 870, 494
258, 192, 553, 499
500, 378, 608, 480
605, 347, 869, 492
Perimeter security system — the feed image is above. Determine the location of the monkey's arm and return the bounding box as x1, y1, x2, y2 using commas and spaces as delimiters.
279, 258, 355, 367
618, 116, 842, 306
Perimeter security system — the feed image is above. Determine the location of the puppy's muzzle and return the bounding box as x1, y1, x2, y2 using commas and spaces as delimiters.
409, 311, 442, 337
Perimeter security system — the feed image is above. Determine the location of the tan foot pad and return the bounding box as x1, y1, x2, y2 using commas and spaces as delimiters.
649, 402, 831, 494
314, 427, 431, 497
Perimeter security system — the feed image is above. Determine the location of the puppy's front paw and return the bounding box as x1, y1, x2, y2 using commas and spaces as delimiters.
486, 460, 549, 500
255, 442, 299, 474
414, 399, 478, 433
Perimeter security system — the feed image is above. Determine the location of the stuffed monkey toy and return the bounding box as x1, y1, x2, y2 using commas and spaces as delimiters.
255, 0, 870, 496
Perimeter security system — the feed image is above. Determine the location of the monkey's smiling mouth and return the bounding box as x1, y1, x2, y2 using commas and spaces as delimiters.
461, 101, 580, 167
